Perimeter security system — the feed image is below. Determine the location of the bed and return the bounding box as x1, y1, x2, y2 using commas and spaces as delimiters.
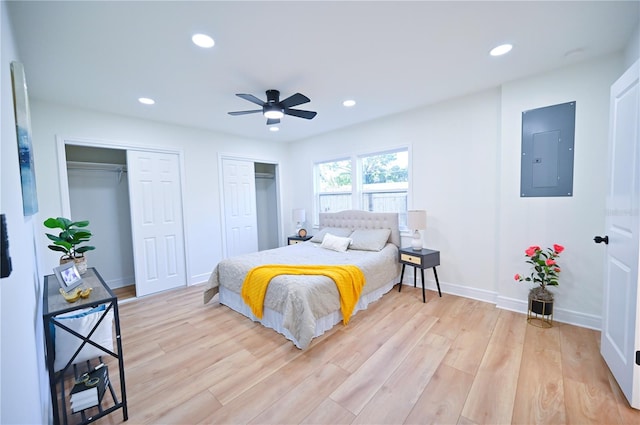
203, 210, 401, 349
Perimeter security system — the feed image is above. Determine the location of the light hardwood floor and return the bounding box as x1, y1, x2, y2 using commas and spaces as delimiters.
85, 283, 639, 424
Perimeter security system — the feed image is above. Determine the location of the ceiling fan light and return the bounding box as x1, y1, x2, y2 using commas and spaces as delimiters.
264, 109, 284, 119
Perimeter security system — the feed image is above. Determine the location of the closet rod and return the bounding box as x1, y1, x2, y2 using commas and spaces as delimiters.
255, 172, 274, 179
67, 161, 127, 172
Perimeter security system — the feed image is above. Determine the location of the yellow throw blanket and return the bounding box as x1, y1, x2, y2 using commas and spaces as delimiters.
241, 264, 366, 325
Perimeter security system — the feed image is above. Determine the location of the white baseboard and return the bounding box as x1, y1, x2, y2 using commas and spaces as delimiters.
105, 275, 135, 289
401, 278, 602, 331
496, 295, 601, 330
189, 272, 210, 286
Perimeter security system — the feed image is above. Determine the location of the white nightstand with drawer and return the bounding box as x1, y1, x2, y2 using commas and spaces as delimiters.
398, 247, 442, 303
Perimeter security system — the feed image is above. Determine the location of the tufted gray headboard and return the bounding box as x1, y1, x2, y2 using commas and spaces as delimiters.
318, 210, 400, 248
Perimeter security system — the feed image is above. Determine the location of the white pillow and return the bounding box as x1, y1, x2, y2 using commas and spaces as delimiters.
320, 233, 352, 252
310, 227, 353, 243
53, 305, 114, 372
349, 228, 392, 251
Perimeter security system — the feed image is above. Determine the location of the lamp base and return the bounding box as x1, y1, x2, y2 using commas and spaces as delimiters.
411, 230, 423, 251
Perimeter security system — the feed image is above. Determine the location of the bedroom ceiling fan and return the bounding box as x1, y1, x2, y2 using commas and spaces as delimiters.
228, 89, 317, 125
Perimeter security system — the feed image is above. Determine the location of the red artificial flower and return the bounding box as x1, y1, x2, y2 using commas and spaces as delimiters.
514, 274, 521, 281
554, 267, 561, 273
525, 246, 540, 257
546, 259, 556, 266
553, 244, 565, 254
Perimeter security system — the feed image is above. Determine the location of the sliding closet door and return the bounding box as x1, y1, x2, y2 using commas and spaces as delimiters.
222, 158, 258, 257
127, 150, 186, 296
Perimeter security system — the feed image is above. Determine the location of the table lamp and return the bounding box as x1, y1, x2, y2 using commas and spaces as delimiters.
407, 210, 426, 251
292, 208, 306, 232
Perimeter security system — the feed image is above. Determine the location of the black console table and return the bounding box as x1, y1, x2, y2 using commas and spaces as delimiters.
43, 267, 128, 425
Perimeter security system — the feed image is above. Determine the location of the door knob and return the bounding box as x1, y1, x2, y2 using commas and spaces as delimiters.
594, 235, 609, 244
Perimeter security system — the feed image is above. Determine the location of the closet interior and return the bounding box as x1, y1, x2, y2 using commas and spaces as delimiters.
65, 145, 136, 299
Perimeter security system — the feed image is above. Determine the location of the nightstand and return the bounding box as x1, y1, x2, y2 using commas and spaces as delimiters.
288, 235, 312, 245
397, 247, 442, 303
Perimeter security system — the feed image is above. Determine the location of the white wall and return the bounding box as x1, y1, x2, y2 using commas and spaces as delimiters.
0, 1, 49, 422
288, 53, 628, 328
288, 88, 501, 299
497, 54, 624, 328
29, 102, 289, 285
624, 23, 639, 69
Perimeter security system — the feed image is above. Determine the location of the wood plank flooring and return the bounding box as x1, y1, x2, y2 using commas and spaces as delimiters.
81, 283, 639, 424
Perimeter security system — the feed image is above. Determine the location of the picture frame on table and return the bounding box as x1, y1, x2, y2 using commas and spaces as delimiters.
53, 262, 83, 291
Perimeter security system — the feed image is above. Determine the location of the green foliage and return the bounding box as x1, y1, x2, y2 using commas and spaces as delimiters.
362, 153, 408, 184
43, 217, 95, 259
318, 160, 352, 191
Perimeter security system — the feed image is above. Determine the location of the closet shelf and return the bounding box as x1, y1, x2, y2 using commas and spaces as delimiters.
67, 161, 127, 172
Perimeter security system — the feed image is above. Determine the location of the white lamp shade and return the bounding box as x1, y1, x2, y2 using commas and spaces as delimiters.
292, 208, 306, 223
407, 210, 426, 230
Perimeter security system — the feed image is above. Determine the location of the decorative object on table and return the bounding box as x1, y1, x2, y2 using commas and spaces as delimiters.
292, 208, 306, 234
70, 363, 109, 413
53, 261, 83, 292
10, 62, 39, 216
297, 228, 307, 237
514, 243, 565, 328
407, 210, 427, 251
58, 286, 93, 303
44, 217, 95, 274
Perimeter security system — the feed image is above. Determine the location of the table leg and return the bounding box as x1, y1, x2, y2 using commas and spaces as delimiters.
421, 267, 426, 303
433, 266, 442, 297
398, 264, 406, 292
413, 266, 417, 288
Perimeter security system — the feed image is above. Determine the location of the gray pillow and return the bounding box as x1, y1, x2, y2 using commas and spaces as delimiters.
348, 229, 391, 251
310, 227, 353, 243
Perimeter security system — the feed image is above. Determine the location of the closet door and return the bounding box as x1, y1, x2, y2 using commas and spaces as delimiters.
222, 158, 258, 257
127, 151, 186, 296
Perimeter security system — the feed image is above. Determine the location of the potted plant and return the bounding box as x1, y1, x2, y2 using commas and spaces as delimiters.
514, 244, 564, 317
44, 217, 95, 274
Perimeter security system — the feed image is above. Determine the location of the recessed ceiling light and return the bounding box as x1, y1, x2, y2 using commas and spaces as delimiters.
343, 99, 356, 107
192, 33, 215, 48
490, 43, 513, 57
269, 126, 279, 132
138, 97, 155, 105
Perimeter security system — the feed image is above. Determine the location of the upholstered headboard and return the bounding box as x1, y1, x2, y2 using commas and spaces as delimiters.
318, 210, 400, 248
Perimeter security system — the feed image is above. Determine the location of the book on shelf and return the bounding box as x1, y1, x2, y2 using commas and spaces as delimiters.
69, 364, 109, 413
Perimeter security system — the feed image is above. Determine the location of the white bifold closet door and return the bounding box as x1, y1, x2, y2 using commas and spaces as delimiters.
222, 158, 259, 257
127, 150, 186, 296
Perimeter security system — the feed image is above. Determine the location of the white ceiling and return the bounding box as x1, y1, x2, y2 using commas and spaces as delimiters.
7, 1, 639, 143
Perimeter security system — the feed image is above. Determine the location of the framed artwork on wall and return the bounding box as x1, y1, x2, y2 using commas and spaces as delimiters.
10, 61, 39, 216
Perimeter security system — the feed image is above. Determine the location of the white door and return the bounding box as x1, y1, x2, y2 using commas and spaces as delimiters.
127, 151, 186, 296
222, 158, 258, 257
600, 59, 639, 409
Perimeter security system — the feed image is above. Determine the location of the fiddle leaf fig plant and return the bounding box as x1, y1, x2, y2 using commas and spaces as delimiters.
44, 217, 95, 260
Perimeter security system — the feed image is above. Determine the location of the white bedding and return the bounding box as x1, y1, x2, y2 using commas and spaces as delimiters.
203, 210, 401, 349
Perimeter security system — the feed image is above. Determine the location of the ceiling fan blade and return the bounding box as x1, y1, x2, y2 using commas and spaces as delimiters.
281, 93, 310, 108
266, 118, 280, 125
228, 110, 262, 116
285, 109, 317, 120
236, 93, 265, 106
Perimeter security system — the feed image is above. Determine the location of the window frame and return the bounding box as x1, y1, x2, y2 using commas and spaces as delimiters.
313, 146, 410, 229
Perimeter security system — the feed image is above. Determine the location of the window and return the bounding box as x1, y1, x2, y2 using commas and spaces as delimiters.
314, 148, 409, 228
316, 159, 352, 214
